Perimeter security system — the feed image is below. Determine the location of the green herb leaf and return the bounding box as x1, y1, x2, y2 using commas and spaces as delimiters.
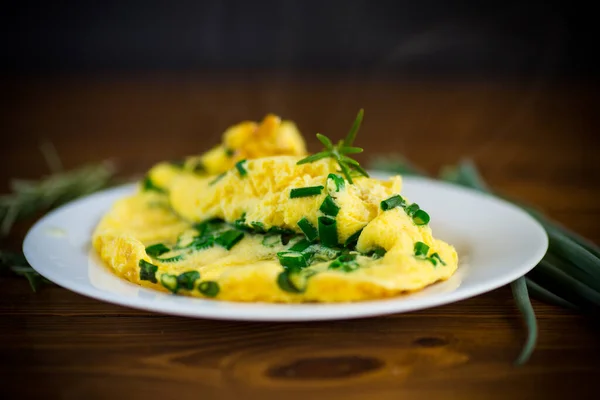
139, 260, 158, 283
215, 230, 245, 250
145, 243, 170, 258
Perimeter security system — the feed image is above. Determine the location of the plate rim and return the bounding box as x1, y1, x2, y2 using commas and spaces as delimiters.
23, 173, 549, 321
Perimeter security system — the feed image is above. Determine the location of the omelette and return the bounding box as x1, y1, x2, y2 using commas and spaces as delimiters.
92, 111, 458, 302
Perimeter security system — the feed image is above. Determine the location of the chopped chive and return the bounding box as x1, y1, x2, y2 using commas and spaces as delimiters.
380, 195, 405, 211
192, 162, 206, 174
177, 271, 200, 291
142, 176, 165, 193
297, 217, 318, 242
428, 257, 438, 266
233, 213, 248, 230
209, 172, 226, 186
277, 251, 308, 270
277, 270, 308, 293
318, 216, 338, 247
156, 254, 184, 263
262, 234, 281, 247
225, 147, 235, 157
267, 226, 297, 235
290, 185, 324, 198
215, 230, 245, 250
235, 159, 248, 177
371, 247, 387, 259
327, 173, 345, 192
160, 274, 178, 293
412, 209, 430, 226
319, 195, 340, 217
289, 238, 312, 252
344, 228, 364, 248
430, 253, 446, 266
198, 281, 220, 297
329, 253, 359, 272
189, 236, 214, 251
139, 259, 158, 283
145, 243, 170, 257
414, 241, 430, 257
251, 221, 266, 233
405, 203, 420, 216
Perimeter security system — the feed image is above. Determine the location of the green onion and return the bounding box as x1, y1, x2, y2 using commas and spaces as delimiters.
251, 221, 266, 233
511, 277, 537, 365
170, 160, 185, 168
189, 236, 214, 251
319, 195, 340, 217
262, 234, 281, 247
297, 217, 318, 242
139, 260, 158, 283
277, 270, 309, 293
318, 216, 338, 247
156, 254, 184, 263
215, 230, 245, 250
329, 253, 359, 272
288, 238, 312, 253
142, 176, 165, 193
277, 251, 308, 270
192, 162, 206, 174
160, 274, 178, 293
380, 195, 405, 211
405, 203, 420, 216
145, 243, 170, 257
370, 247, 386, 259
412, 209, 430, 226
414, 241, 430, 257
327, 173, 345, 192
177, 271, 200, 291
235, 159, 248, 177
290, 185, 324, 198
198, 281, 220, 297
430, 253, 446, 266
225, 147, 235, 157
209, 172, 226, 186
344, 228, 364, 248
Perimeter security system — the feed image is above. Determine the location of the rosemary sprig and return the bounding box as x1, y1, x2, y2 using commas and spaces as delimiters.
297, 109, 369, 184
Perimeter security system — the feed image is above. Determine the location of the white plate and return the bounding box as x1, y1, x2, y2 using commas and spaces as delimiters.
23, 172, 547, 321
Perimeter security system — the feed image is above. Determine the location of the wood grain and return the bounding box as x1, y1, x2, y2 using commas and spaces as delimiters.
1, 76, 599, 399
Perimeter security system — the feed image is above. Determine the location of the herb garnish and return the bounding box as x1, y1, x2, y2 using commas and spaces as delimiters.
297, 109, 369, 184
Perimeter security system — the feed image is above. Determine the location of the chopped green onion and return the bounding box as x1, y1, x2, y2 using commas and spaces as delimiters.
329, 253, 359, 272
289, 238, 312, 252
142, 176, 165, 193
511, 277, 537, 365
318, 216, 338, 247
192, 162, 206, 174
160, 273, 178, 293
189, 236, 214, 251
177, 271, 200, 291
327, 173, 345, 192
225, 147, 235, 157
371, 247, 387, 259
344, 228, 364, 248
414, 241, 430, 257
430, 253, 446, 266
215, 230, 245, 250
405, 203, 420, 216
139, 259, 158, 283
319, 195, 340, 217
156, 254, 184, 263
209, 172, 226, 186
277, 270, 308, 293
198, 281, 220, 297
297, 217, 318, 242
251, 221, 266, 233
290, 185, 324, 198
235, 159, 248, 177
380, 195, 405, 211
277, 251, 308, 270
145, 243, 170, 257
412, 209, 430, 226
262, 234, 281, 247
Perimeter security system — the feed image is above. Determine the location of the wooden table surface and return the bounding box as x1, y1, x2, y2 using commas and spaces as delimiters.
1, 76, 599, 399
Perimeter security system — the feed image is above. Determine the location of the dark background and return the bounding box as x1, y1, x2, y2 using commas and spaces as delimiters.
1, 0, 596, 79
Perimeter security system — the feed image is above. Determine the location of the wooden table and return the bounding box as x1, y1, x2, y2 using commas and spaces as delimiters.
2, 76, 599, 399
